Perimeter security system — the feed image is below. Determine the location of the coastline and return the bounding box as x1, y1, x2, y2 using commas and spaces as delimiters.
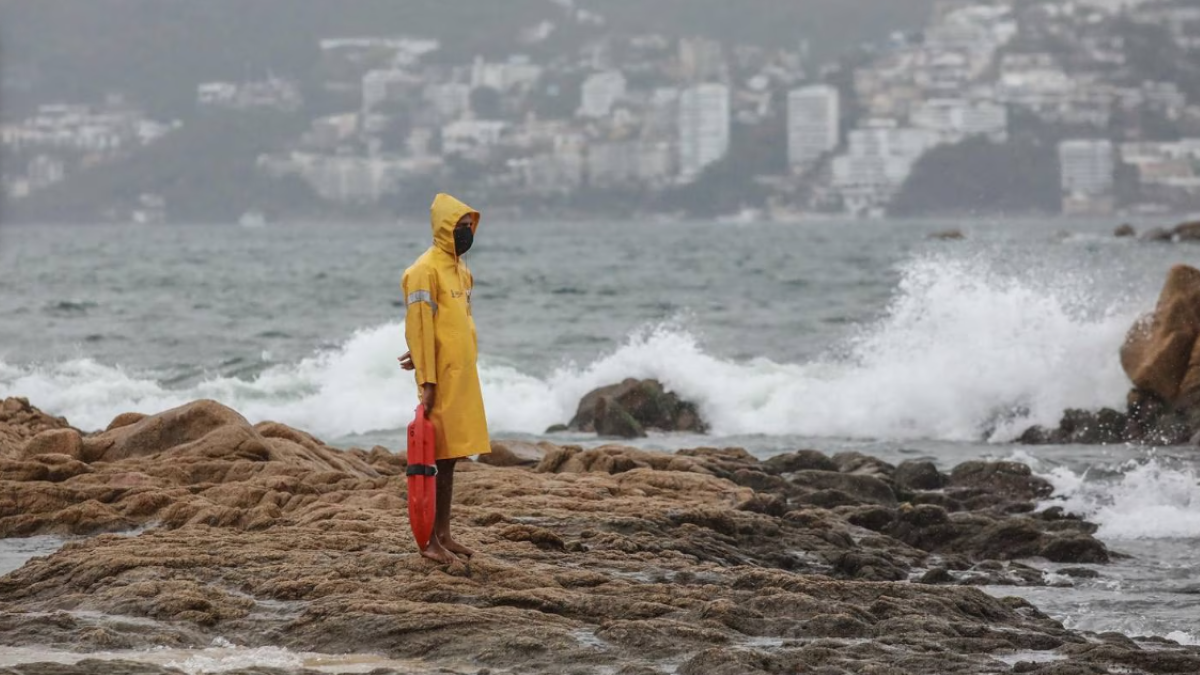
2, 397, 1199, 674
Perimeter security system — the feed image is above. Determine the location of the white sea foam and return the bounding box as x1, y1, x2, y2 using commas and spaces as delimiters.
0, 256, 1139, 442
1041, 459, 1200, 540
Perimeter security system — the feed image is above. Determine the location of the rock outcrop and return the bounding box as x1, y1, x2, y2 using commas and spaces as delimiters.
567, 379, 707, 438
0, 399, 1195, 674
1021, 265, 1200, 445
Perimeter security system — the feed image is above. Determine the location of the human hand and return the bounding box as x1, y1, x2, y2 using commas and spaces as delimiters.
398, 352, 414, 371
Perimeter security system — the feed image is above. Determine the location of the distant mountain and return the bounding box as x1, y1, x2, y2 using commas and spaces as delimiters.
0, 0, 935, 117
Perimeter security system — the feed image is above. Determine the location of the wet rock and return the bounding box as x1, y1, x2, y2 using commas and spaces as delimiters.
830, 451, 895, 479
1114, 223, 1136, 237
1040, 536, 1109, 564
919, 568, 954, 584
949, 462, 1053, 501
593, 396, 645, 438
1173, 219, 1200, 241
479, 441, 552, 468
790, 471, 897, 506
568, 379, 707, 436
929, 229, 965, 240
1059, 567, 1100, 579
1140, 226, 1173, 242
1121, 265, 1200, 405
845, 505, 896, 532
893, 460, 947, 491
762, 449, 838, 474
1021, 265, 1200, 446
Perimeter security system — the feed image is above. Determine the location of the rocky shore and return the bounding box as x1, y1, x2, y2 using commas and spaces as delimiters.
1022, 264, 1200, 446
2, 397, 1199, 674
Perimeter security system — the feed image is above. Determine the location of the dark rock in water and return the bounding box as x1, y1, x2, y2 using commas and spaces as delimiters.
544, 424, 569, 434
1022, 408, 1129, 445
894, 460, 947, 491
1140, 226, 1173, 242
593, 396, 646, 438
910, 490, 964, 512
1059, 566, 1100, 579
831, 451, 895, 479
762, 449, 838, 474
919, 567, 954, 584
1114, 223, 1136, 238
790, 470, 897, 506
1172, 219, 1200, 241
1024, 265, 1200, 446
846, 505, 896, 532
1040, 536, 1109, 564
568, 379, 707, 437
1121, 266, 1200, 404
950, 462, 1053, 501
929, 229, 965, 241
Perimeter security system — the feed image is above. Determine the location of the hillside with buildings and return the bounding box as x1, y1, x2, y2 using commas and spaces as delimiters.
2, 0, 1199, 223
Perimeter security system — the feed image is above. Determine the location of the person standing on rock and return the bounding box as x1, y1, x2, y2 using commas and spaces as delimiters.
397, 193, 491, 565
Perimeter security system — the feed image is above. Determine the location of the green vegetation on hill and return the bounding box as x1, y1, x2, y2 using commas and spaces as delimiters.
890, 136, 1060, 217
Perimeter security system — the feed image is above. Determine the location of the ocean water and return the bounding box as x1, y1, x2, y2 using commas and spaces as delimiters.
3, 217, 1200, 648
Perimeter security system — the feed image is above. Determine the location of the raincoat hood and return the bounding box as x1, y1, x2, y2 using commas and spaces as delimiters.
430, 193, 479, 256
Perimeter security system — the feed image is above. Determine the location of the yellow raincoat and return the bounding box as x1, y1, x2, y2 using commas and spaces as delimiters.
402, 194, 490, 460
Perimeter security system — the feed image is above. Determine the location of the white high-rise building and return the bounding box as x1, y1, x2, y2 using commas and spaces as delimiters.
1059, 140, 1114, 196
678, 83, 730, 182
579, 71, 627, 118
787, 85, 840, 170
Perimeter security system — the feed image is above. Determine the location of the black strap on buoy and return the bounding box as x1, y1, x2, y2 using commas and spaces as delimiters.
406, 463, 438, 477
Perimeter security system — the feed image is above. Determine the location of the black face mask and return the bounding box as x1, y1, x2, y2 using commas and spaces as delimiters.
454, 227, 474, 256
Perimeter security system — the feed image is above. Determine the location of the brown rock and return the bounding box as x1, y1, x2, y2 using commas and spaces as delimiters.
568, 379, 707, 435
763, 449, 838, 474
593, 396, 646, 438
106, 412, 147, 431
22, 428, 84, 461
1114, 223, 1136, 238
1172, 220, 1200, 241
1120, 265, 1200, 404
85, 400, 257, 462
479, 440, 553, 467
0, 398, 1154, 675
0, 397, 74, 459
949, 461, 1053, 501
791, 470, 897, 506
894, 460, 947, 491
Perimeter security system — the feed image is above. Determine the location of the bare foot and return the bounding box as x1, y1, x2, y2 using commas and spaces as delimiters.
441, 535, 476, 559
420, 537, 461, 565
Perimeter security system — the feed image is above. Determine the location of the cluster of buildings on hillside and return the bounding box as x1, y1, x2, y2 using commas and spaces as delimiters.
252, 0, 1200, 218
0, 96, 178, 201
3, 0, 1199, 220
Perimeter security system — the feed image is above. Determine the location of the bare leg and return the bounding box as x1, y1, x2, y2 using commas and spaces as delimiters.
435, 458, 476, 558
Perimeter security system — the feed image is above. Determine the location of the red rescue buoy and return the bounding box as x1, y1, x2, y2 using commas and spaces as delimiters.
406, 405, 437, 550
